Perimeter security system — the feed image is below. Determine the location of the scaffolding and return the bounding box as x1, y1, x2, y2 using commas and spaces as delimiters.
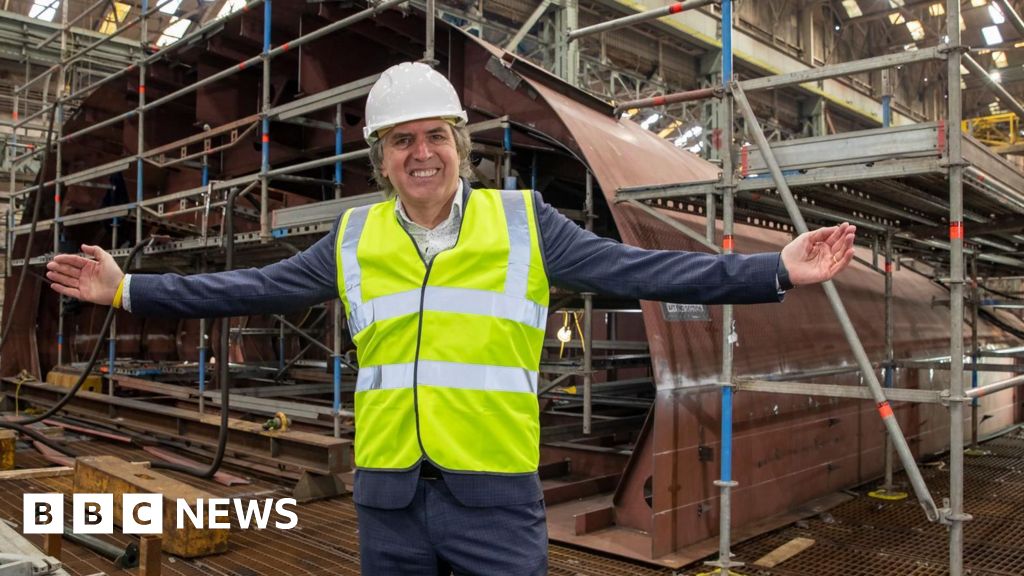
607, 0, 1024, 574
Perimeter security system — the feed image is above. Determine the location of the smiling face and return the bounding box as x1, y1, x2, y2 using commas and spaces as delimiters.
380, 118, 461, 209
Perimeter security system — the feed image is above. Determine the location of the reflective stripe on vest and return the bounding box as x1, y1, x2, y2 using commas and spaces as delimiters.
336, 189, 549, 474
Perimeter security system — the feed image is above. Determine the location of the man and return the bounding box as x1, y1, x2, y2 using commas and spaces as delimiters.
47, 62, 856, 575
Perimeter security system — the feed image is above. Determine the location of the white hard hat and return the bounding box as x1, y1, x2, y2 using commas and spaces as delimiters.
363, 62, 468, 143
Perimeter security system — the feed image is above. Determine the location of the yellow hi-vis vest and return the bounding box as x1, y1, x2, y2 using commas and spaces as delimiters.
336, 189, 550, 474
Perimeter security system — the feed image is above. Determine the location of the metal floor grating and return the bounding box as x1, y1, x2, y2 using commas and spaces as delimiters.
676, 428, 1024, 576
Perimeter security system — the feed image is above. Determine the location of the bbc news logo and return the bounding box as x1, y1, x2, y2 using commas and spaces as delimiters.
23, 494, 298, 534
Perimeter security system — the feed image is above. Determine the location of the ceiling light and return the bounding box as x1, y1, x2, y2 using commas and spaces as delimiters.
991, 70, 1002, 83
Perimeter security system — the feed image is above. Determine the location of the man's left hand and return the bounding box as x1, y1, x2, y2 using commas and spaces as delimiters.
781, 222, 857, 287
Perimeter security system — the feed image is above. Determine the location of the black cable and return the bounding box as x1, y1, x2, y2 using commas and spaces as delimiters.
150, 187, 242, 479
0, 105, 58, 353
0, 240, 150, 434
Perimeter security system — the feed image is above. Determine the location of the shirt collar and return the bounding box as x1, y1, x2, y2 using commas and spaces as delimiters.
395, 179, 464, 230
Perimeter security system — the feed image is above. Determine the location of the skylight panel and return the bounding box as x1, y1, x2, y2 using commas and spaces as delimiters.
889, 13, 906, 25
906, 20, 926, 41
989, 3, 1005, 24
983, 25, 1004, 45
217, 0, 247, 18
159, 0, 183, 15
28, 0, 58, 22
156, 17, 191, 46
842, 0, 862, 18
99, 2, 132, 35
992, 50, 1008, 68
928, 3, 944, 16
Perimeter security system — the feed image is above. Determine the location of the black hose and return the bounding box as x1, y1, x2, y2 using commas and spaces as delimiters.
150, 187, 241, 479
0, 105, 58, 353
0, 240, 150, 430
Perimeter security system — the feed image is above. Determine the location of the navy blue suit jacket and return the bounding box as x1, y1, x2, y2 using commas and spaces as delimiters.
130, 183, 784, 508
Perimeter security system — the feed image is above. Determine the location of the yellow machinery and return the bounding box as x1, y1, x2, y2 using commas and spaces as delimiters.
962, 112, 1020, 147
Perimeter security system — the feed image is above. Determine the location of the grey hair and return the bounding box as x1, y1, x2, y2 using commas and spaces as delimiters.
368, 123, 474, 198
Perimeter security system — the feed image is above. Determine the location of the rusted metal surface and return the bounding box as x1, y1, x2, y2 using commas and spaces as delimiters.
0, 429, 13, 470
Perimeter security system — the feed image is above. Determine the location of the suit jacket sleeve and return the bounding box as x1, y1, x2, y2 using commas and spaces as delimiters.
128, 215, 341, 318
534, 192, 783, 305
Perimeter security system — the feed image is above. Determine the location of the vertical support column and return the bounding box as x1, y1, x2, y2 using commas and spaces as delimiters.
970, 254, 979, 449
55, 0, 68, 366
259, 0, 273, 242
879, 232, 901, 495
198, 155, 209, 415
278, 320, 285, 372
555, 0, 579, 86
946, 0, 969, 573
137, 0, 148, 248
503, 125, 514, 188
710, 2, 740, 574
582, 170, 594, 434
333, 301, 342, 439
424, 0, 436, 63
108, 218, 119, 393
6, 93, 16, 279
333, 104, 344, 438
881, 69, 893, 129
335, 104, 343, 200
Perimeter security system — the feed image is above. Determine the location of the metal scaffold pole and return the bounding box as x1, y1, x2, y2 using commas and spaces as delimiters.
260, 0, 273, 242
582, 171, 594, 434
731, 82, 941, 522
970, 254, 980, 450
882, 232, 898, 494
708, 1, 740, 574
136, 0, 148, 248
56, 0, 68, 365
333, 103, 344, 439
946, 0, 969, 570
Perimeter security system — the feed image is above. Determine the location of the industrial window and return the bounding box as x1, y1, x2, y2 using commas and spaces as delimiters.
217, 0, 247, 19
906, 20, 925, 41
841, 0, 861, 18
28, 0, 59, 21
99, 2, 132, 35
159, 0, 183, 14
983, 25, 1003, 46
156, 17, 191, 46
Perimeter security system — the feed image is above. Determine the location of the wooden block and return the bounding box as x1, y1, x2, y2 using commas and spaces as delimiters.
753, 536, 816, 568
74, 455, 228, 558
0, 430, 14, 471
139, 535, 162, 576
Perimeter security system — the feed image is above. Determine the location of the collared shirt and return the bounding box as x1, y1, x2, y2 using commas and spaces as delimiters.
394, 180, 464, 263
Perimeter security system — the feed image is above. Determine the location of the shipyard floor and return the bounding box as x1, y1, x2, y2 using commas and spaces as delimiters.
3, 427, 1024, 575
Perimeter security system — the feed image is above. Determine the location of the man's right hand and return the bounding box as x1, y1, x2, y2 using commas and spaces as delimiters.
46, 244, 125, 305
